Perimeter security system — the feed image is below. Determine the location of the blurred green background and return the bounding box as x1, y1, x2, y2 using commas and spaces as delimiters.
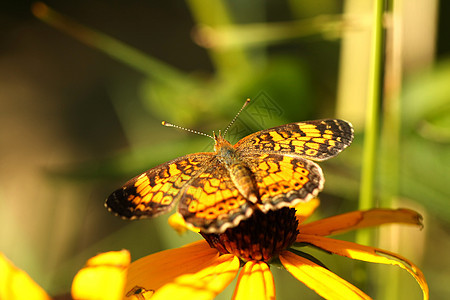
1, 0, 449, 299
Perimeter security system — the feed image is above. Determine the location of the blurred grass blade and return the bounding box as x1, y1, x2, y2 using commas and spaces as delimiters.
186, 0, 252, 76
31, 2, 194, 87
193, 15, 355, 50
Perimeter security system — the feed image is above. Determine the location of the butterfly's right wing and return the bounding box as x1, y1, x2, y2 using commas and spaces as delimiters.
106, 153, 214, 220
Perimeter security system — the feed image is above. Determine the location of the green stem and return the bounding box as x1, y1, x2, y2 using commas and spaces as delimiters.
356, 0, 385, 246
378, 1, 403, 299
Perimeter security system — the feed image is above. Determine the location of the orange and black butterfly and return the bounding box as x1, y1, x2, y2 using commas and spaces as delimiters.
106, 100, 353, 233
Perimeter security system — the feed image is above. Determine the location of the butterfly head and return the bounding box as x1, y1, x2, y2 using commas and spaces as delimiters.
213, 130, 232, 152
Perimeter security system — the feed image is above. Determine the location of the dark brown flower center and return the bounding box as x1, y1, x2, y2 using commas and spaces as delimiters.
200, 207, 299, 262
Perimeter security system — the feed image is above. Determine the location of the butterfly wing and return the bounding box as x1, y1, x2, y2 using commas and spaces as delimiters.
178, 158, 253, 233
106, 119, 353, 230
106, 153, 214, 219
240, 153, 324, 212
235, 119, 354, 161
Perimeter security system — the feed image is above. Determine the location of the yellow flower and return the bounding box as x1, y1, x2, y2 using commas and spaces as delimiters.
71, 250, 131, 300
0, 200, 429, 300
0, 253, 51, 300
126, 199, 429, 300
0, 250, 130, 300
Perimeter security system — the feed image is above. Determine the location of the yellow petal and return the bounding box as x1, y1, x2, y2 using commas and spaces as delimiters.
298, 234, 429, 300
168, 212, 200, 234
294, 197, 320, 224
232, 261, 275, 300
0, 253, 50, 300
71, 250, 130, 300
279, 250, 371, 300
125, 240, 219, 297
152, 254, 240, 300
299, 208, 422, 236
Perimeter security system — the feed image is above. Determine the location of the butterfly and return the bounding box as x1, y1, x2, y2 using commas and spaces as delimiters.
106, 101, 353, 233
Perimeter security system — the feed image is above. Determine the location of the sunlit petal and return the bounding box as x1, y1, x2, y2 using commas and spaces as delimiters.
71, 250, 130, 300
125, 240, 219, 297
294, 197, 320, 224
0, 253, 51, 300
298, 208, 422, 236
298, 234, 429, 300
232, 261, 275, 300
168, 212, 200, 234
151, 254, 239, 300
279, 250, 371, 300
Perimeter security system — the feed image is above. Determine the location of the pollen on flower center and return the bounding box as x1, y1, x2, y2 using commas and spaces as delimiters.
200, 207, 299, 262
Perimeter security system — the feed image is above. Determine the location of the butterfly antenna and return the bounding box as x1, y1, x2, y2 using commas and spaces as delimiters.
223, 98, 251, 136
162, 121, 214, 140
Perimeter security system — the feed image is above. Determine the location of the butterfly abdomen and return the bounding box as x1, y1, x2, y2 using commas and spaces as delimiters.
215, 135, 259, 204
229, 163, 259, 204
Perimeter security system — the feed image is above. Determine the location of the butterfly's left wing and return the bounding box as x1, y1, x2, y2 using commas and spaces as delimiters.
106, 153, 213, 220
235, 119, 354, 161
